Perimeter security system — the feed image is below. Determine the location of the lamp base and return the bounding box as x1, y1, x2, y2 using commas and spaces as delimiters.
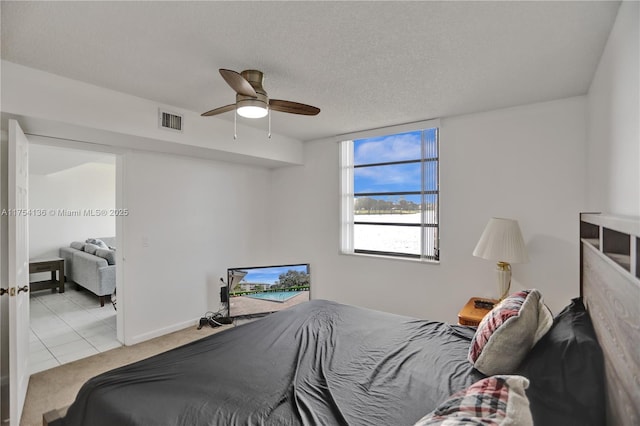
496, 261, 512, 300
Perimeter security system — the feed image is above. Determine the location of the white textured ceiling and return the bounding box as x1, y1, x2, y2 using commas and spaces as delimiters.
1, 1, 620, 142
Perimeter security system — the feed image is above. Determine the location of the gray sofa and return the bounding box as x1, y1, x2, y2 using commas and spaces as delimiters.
59, 237, 116, 306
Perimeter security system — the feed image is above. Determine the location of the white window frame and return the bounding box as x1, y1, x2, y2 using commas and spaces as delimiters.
338, 119, 440, 262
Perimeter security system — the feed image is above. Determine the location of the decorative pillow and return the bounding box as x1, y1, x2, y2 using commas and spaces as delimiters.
468, 289, 553, 375
86, 238, 109, 249
70, 241, 85, 250
516, 298, 605, 426
414, 375, 533, 426
83, 243, 99, 255
95, 248, 116, 265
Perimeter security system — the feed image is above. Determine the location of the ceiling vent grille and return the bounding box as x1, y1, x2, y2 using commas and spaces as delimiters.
158, 109, 183, 132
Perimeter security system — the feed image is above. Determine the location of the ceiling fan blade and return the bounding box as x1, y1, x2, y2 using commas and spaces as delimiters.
219, 69, 257, 98
201, 104, 236, 117
269, 99, 320, 116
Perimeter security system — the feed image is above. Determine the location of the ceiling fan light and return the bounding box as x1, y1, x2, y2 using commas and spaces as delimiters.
236, 99, 268, 118
237, 105, 268, 118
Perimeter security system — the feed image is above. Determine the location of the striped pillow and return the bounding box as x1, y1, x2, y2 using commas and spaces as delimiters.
414, 375, 533, 426
468, 289, 552, 375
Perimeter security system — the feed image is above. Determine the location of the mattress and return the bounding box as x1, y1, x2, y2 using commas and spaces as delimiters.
62, 300, 483, 426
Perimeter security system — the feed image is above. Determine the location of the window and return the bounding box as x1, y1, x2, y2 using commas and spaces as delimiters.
340, 123, 439, 261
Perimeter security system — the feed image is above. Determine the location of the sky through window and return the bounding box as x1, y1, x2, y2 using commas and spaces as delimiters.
354, 129, 437, 204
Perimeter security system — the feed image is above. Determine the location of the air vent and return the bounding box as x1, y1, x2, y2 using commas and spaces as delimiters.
158, 109, 183, 132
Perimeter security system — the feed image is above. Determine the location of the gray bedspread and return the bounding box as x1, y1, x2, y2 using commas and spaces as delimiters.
62, 300, 482, 426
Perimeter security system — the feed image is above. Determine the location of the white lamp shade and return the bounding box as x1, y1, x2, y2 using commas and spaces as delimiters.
473, 217, 529, 263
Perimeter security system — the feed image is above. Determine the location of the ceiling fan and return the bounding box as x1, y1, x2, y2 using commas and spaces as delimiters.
202, 69, 320, 120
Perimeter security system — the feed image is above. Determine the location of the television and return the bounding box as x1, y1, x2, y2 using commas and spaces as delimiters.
226, 263, 310, 318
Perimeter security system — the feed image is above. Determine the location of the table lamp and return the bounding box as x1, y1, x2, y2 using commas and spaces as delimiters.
473, 217, 529, 300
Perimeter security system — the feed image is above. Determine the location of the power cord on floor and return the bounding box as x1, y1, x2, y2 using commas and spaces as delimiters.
197, 309, 233, 329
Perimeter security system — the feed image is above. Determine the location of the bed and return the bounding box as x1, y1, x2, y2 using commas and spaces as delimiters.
45, 213, 640, 425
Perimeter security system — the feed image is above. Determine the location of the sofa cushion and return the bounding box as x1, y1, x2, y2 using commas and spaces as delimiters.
71, 250, 115, 296
95, 248, 116, 265
86, 238, 109, 249
70, 241, 85, 250
84, 243, 99, 255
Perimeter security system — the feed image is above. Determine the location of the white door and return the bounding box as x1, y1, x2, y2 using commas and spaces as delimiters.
8, 119, 30, 426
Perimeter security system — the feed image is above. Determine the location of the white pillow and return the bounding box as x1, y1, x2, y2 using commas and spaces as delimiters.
86, 238, 109, 249
414, 375, 533, 426
468, 289, 553, 375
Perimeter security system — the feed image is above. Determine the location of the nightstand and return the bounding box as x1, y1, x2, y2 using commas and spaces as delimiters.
458, 297, 498, 326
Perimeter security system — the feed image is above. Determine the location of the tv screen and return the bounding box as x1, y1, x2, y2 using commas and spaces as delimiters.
227, 263, 310, 318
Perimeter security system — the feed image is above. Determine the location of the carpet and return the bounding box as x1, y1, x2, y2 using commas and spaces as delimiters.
21, 324, 231, 426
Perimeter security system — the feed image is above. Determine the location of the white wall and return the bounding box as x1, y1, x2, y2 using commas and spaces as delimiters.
29, 162, 115, 269
120, 150, 271, 344
0, 60, 303, 351
587, 1, 640, 216
1, 61, 305, 167
269, 96, 587, 322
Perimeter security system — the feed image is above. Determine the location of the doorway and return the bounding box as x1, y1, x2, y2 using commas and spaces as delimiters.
27, 143, 122, 373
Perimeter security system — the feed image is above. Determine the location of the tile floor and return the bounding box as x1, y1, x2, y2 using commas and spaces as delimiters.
29, 289, 121, 374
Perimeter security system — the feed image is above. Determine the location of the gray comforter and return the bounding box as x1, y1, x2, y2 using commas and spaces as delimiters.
62, 300, 482, 426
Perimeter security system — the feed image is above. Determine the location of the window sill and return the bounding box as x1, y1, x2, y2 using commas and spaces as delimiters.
339, 251, 440, 265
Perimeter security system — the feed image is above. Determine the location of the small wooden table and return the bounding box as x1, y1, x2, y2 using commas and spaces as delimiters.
29, 258, 65, 293
458, 297, 498, 326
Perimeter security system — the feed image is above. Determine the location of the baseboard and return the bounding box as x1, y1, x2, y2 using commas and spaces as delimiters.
125, 317, 199, 346
42, 406, 68, 426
